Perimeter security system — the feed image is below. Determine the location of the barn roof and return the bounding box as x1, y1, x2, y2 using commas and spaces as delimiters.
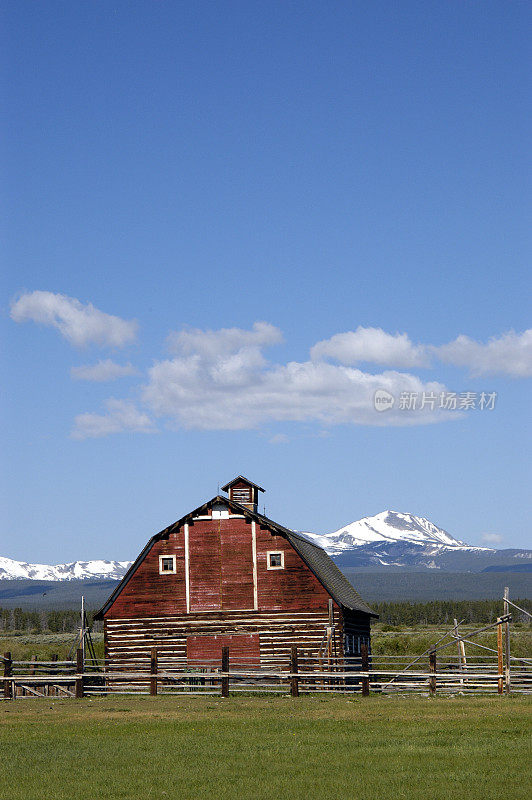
95, 495, 377, 619
220, 475, 265, 493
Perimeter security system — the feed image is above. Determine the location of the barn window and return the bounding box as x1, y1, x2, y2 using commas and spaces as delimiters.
267, 551, 284, 570
159, 555, 176, 574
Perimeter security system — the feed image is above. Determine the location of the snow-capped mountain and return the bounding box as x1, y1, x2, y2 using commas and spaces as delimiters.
2, 511, 529, 579
300, 511, 502, 570
304, 511, 487, 556
0, 557, 133, 581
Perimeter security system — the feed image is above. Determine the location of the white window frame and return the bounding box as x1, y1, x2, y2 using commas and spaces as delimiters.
267, 550, 284, 570
159, 554, 177, 575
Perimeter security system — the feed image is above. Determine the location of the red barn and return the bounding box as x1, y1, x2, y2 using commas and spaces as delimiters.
95, 476, 377, 667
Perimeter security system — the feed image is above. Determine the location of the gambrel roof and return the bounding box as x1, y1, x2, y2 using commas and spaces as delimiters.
95, 495, 377, 619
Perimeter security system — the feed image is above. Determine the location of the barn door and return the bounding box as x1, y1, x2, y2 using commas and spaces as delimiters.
220, 526, 254, 610
189, 529, 222, 611
188, 526, 255, 611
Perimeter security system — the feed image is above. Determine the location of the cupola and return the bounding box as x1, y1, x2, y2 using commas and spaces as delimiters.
221, 475, 265, 513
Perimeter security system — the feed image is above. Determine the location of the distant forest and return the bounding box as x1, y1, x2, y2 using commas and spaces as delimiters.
372, 598, 531, 626
1, 599, 530, 633
0, 608, 102, 633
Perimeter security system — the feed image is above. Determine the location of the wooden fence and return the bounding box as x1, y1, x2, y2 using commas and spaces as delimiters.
3, 605, 530, 700
3, 647, 531, 700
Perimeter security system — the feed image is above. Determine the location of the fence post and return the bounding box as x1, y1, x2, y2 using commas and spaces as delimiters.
361, 643, 370, 696
290, 645, 299, 697
150, 647, 158, 696
429, 650, 437, 696
497, 618, 503, 695
221, 646, 229, 698
503, 588, 511, 694
75, 647, 84, 699
3, 651, 12, 700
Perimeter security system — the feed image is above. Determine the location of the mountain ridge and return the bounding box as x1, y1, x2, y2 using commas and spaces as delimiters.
0, 557, 132, 582
1, 510, 530, 579
301, 510, 490, 556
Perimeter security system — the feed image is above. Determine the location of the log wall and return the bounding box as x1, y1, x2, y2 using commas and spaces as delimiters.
104, 609, 344, 667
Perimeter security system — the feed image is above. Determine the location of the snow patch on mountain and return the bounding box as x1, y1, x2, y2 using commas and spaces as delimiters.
0, 557, 133, 581
301, 511, 492, 557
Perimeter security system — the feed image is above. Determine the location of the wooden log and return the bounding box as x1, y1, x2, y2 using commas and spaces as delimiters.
3, 651, 12, 700
30, 655, 36, 676
290, 645, 299, 697
51, 653, 59, 696
503, 588, 511, 694
497, 618, 503, 695
429, 650, 437, 696
150, 647, 158, 696
75, 648, 84, 699
221, 646, 229, 698
361, 643, 370, 696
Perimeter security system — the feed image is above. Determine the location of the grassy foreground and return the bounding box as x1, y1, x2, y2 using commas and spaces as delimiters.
1, 695, 531, 800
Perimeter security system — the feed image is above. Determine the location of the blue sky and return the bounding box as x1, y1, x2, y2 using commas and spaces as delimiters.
2, 1, 531, 562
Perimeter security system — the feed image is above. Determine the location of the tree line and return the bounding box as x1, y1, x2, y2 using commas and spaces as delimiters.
372, 598, 531, 626
0, 598, 530, 632
0, 608, 102, 633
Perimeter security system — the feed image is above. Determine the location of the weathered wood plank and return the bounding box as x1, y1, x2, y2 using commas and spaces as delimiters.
221, 646, 229, 697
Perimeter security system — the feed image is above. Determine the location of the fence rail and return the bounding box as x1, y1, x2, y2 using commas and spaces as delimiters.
3, 648, 531, 700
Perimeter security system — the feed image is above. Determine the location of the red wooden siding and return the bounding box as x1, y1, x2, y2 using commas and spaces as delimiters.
189, 519, 255, 611
189, 527, 222, 611
255, 526, 331, 612
105, 513, 334, 620
220, 523, 254, 610
187, 633, 260, 665
107, 527, 187, 618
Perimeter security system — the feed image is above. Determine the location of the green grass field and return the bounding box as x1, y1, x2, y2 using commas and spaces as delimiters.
1, 695, 530, 800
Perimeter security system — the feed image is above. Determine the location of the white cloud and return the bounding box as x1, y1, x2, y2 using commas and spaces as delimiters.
436, 330, 532, 377
269, 433, 289, 444
68, 321, 529, 439
71, 360, 139, 382
311, 327, 429, 368
311, 326, 532, 377
71, 399, 156, 439
481, 533, 503, 545
168, 321, 282, 358
10, 290, 138, 348
141, 324, 450, 430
